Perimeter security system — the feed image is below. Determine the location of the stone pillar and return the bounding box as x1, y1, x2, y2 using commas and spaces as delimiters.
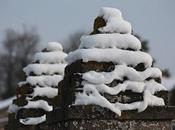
5, 8, 175, 130
51, 60, 175, 130
49, 10, 175, 129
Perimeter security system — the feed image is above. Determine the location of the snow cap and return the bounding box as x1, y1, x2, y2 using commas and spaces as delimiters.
99, 7, 122, 20
98, 7, 132, 34
46, 42, 63, 52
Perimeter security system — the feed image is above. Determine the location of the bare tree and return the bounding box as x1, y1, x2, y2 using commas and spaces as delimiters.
0, 27, 39, 98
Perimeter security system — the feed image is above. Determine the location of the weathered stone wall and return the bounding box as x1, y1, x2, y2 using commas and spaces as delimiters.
48, 120, 172, 130
45, 105, 175, 130
5, 113, 48, 130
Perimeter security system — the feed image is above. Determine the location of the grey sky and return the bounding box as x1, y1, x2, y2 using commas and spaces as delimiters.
0, 0, 175, 75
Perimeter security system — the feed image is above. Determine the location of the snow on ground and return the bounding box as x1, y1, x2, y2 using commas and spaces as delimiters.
0, 97, 15, 110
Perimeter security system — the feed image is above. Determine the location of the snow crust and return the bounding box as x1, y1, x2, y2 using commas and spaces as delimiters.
83, 65, 162, 84
23, 64, 66, 76
98, 7, 132, 33
26, 75, 63, 87
11, 42, 67, 125
9, 100, 53, 113
32, 86, 58, 98
75, 65, 166, 115
75, 79, 166, 116
23, 100, 53, 111
74, 63, 166, 116
66, 48, 152, 67
20, 115, 46, 125
46, 42, 63, 52
34, 51, 67, 64
80, 80, 165, 96
79, 34, 141, 50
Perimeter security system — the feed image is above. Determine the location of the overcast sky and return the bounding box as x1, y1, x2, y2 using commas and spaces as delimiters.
0, 0, 175, 75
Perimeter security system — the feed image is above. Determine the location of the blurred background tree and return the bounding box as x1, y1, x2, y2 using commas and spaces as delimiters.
64, 30, 85, 53
0, 27, 39, 98
134, 33, 171, 78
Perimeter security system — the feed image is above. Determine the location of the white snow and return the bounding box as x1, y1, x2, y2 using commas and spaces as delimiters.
75, 84, 121, 115
23, 100, 53, 112
72, 7, 166, 116
26, 75, 63, 87
74, 66, 166, 116
32, 86, 58, 98
81, 80, 166, 96
20, 114, 46, 125
9, 7, 167, 121
8, 100, 53, 113
114, 91, 165, 112
81, 81, 145, 95
79, 33, 141, 50
66, 48, 153, 67
144, 80, 166, 94
75, 80, 165, 116
0, 96, 15, 110
34, 51, 67, 64
98, 7, 132, 34
46, 42, 63, 52
99, 7, 122, 19
18, 81, 27, 87
10, 41, 67, 125
82, 65, 162, 84
137, 90, 165, 112
8, 104, 20, 113
23, 64, 66, 76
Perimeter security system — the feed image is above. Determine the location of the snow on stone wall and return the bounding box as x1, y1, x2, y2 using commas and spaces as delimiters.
66, 7, 167, 116
9, 42, 67, 125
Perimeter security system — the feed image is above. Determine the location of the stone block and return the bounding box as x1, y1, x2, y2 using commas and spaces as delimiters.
46, 105, 175, 130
